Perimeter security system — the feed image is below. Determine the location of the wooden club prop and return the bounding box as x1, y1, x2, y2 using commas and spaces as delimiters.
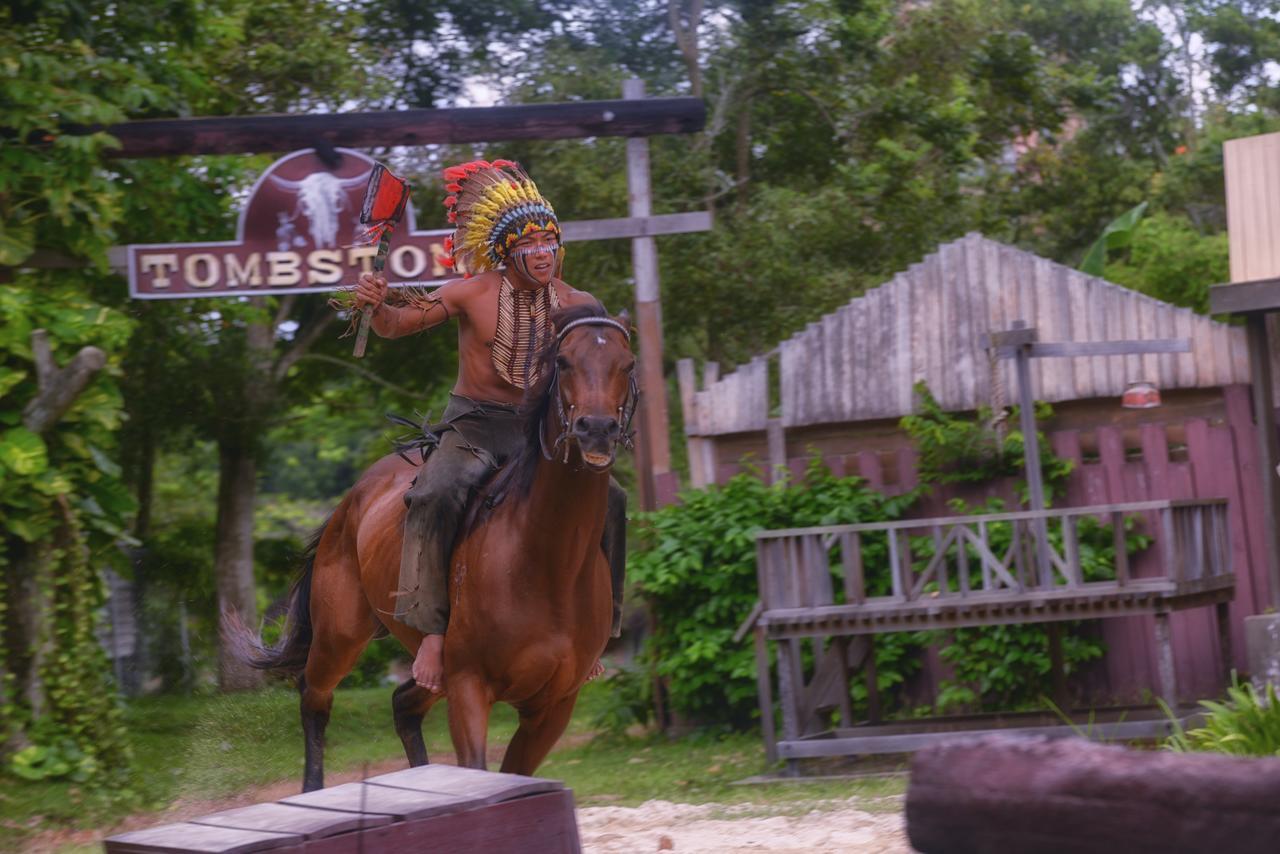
352, 163, 411, 358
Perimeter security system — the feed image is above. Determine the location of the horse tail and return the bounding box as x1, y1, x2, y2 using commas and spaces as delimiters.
221, 518, 327, 677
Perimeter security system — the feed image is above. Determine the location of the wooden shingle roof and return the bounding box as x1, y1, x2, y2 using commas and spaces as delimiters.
689, 233, 1248, 436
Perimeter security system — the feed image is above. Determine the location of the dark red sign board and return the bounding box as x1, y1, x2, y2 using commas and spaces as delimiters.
126, 149, 450, 299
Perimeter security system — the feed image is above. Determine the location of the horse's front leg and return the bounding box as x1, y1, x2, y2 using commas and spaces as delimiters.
446, 674, 493, 770
500, 691, 579, 776
392, 678, 443, 767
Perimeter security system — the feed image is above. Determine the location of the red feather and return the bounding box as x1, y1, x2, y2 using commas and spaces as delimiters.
443, 195, 457, 208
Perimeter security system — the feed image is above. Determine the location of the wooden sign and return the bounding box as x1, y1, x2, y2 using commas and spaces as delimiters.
125, 149, 450, 300
124, 148, 712, 301
1225, 132, 1280, 284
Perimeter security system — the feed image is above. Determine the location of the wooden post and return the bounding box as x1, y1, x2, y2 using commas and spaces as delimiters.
1047, 623, 1069, 711
625, 78, 674, 511
766, 417, 787, 485
1153, 611, 1179, 710
1216, 601, 1234, 684
1246, 314, 1280, 608
1011, 321, 1053, 587
675, 358, 709, 488
753, 625, 777, 763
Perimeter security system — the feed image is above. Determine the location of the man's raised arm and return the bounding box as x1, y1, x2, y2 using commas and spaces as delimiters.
355, 272, 464, 339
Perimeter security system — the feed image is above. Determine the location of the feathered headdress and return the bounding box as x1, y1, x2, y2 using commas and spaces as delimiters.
440, 159, 561, 275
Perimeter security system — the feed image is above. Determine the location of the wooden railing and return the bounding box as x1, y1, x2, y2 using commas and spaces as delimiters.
748, 498, 1236, 765
754, 499, 1232, 613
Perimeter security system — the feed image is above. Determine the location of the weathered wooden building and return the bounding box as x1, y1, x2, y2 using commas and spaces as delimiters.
679, 233, 1270, 706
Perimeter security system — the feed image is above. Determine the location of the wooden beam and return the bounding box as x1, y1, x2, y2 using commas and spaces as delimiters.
1029, 338, 1190, 358
563, 211, 711, 242
1209, 276, 1280, 315
907, 735, 1280, 854
37, 98, 707, 158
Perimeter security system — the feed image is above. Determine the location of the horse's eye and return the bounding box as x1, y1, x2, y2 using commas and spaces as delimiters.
556, 355, 571, 371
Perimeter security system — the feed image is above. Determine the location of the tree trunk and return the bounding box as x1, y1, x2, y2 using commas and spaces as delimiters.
2, 538, 50, 751
735, 91, 753, 214
668, 0, 703, 98
213, 441, 262, 691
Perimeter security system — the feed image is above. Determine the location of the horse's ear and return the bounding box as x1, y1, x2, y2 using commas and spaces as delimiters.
615, 308, 632, 330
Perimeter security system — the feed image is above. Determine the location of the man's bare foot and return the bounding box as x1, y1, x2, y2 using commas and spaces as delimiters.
587, 660, 605, 681
413, 634, 446, 694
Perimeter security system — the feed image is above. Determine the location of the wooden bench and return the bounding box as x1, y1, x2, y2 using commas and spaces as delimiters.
104, 765, 582, 853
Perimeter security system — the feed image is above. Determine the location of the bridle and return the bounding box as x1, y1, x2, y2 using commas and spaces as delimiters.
539, 317, 640, 464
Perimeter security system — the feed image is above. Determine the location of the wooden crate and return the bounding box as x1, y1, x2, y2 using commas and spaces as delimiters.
104, 765, 582, 853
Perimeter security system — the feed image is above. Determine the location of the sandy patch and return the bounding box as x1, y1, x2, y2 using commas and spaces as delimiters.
578, 798, 913, 853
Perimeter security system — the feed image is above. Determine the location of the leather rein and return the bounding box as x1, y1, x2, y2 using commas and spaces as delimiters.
539, 317, 639, 464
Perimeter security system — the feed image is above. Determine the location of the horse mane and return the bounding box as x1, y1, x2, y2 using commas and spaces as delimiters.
462, 299, 610, 535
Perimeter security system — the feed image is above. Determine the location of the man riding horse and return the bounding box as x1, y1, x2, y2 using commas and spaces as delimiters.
354, 159, 626, 695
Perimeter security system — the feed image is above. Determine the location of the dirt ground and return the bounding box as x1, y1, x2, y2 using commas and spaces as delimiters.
578, 797, 912, 854
23, 750, 913, 853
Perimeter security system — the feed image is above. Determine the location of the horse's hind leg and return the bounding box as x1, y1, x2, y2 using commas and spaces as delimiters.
391, 678, 442, 767
299, 561, 377, 791
500, 693, 580, 776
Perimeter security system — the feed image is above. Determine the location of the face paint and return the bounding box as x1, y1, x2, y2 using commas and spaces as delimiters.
508, 235, 558, 286
508, 239, 560, 258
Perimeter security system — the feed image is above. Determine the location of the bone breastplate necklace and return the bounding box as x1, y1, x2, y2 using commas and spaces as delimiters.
493, 276, 560, 389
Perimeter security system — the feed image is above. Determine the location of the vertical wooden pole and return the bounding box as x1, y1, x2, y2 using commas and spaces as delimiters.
1216, 600, 1234, 685
864, 635, 882, 724
1153, 611, 1179, 710
1013, 320, 1053, 588
676, 358, 709, 488
753, 625, 777, 763
625, 78, 673, 511
1047, 623, 1069, 711
1246, 314, 1280, 608
766, 417, 787, 485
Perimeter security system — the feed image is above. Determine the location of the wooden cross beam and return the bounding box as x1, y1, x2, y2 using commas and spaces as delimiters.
26, 98, 706, 159
982, 320, 1191, 589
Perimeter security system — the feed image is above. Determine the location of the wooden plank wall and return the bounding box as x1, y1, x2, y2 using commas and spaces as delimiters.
730, 385, 1270, 704
688, 234, 1250, 437
1225, 132, 1280, 284
695, 355, 768, 436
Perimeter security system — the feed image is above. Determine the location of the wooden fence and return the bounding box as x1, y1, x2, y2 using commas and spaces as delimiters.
726, 385, 1273, 705
753, 500, 1235, 760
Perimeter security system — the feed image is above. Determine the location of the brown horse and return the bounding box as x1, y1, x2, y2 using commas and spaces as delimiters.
227, 303, 636, 791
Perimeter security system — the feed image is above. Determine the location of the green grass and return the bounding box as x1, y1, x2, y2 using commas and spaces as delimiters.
0, 682, 905, 850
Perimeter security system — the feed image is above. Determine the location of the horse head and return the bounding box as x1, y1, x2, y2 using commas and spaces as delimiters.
540, 304, 637, 472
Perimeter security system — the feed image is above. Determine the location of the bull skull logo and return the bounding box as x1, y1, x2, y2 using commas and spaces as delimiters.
267, 171, 372, 249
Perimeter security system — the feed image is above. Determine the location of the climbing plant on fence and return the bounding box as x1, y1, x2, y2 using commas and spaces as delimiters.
629, 460, 923, 729
0, 281, 136, 793
627, 384, 1151, 730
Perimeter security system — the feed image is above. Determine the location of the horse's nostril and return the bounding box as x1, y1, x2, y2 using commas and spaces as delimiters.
573, 415, 620, 437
